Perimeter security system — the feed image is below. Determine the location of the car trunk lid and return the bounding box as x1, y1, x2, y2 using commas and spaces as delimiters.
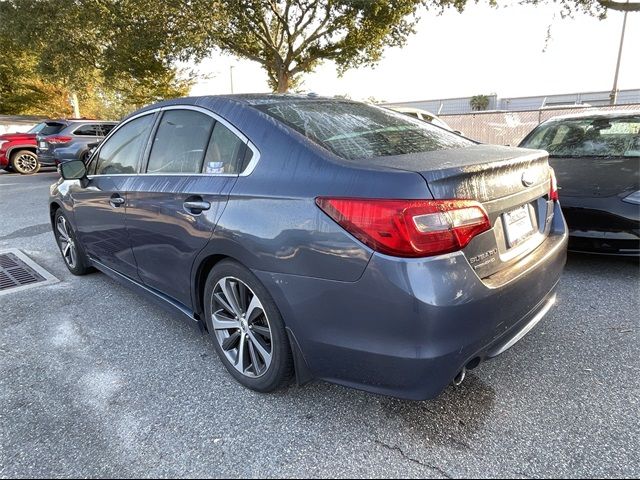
368, 145, 550, 201
364, 145, 555, 278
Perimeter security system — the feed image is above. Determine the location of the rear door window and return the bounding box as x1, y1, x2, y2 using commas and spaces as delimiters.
94, 114, 155, 175
146, 110, 215, 174
100, 124, 116, 136
74, 124, 102, 136
202, 122, 247, 174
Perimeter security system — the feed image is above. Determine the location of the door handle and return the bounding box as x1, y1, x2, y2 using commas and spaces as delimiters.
109, 194, 125, 208
183, 200, 211, 215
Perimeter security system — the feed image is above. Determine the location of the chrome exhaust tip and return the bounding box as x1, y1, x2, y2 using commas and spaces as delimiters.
453, 367, 466, 386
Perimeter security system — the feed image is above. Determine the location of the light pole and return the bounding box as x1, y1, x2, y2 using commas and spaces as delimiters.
70, 92, 80, 118
230, 66, 235, 94
610, 0, 630, 105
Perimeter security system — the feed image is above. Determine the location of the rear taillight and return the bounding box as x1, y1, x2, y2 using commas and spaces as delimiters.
46, 136, 72, 145
549, 168, 559, 201
316, 198, 491, 258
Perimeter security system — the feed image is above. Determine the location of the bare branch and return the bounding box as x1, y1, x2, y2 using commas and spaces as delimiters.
597, 0, 640, 11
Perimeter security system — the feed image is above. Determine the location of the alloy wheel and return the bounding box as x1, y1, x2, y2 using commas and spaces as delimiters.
16, 153, 38, 173
56, 216, 78, 269
211, 276, 273, 378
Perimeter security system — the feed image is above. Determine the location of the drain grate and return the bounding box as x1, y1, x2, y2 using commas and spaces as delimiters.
0, 249, 58, 295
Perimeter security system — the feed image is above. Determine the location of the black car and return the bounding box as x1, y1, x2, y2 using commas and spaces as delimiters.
520, 111, 640, 256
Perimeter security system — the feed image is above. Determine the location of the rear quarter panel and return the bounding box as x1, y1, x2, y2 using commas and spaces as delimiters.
193, 105, 432, 283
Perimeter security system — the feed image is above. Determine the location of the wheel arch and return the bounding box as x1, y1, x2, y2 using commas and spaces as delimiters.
192, 253, 230, 322
191, 251, 313, 385
49, 201, 63, 228
7, 145, 37, 159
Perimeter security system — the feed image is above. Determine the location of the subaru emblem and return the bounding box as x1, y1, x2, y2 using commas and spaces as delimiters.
521, 171, 536, 187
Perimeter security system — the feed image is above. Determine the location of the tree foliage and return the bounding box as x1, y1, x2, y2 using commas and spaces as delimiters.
0, 0, 637, 117
202, 0, 638, 92
0, 0, 203, 117
0, 33, 74, 116
528, 0, 640, 17
207, 0, 428, 92
470, 94, 491, 111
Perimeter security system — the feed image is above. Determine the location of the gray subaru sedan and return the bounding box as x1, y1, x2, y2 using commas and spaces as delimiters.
49, 95, 568, 400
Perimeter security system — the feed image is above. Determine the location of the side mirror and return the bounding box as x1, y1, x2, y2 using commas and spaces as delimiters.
59, 160, 88, 185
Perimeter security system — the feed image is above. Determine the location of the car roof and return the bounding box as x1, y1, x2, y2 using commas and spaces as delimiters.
215, 93, 352, 105
133, 93, 356, 112
123, 93, 368, 125
45, 119, 118, 124
544, 109, 640, 123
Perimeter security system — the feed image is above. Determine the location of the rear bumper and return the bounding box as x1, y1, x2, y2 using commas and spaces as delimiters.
36, 150, 57, 166
561, 198, 640, 256
257, 202, 568, 400
568, 230, 639, 256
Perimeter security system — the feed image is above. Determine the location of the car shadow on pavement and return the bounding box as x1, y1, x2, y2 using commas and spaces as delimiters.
565, 251, 640, 274
269, 369, 496, 454
377, 373, 495, 449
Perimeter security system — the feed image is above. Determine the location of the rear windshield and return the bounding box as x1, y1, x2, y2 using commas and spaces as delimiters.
521, 116, 640, 157
27, 122, 47, 134
40, 122, 66, 136
254, 101, 472, 160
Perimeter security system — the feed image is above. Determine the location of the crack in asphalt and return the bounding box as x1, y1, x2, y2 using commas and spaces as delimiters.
373, 439, 453, 478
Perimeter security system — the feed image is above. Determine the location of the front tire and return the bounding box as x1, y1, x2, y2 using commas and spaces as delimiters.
53, 210, 92, 275
11, 150, 40, 175
204, 260, 294, 393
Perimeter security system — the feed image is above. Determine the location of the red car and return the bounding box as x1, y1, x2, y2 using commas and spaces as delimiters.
0, 120, 71, 174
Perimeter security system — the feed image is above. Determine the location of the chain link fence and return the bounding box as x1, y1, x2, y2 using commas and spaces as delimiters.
442, 104, 640, 146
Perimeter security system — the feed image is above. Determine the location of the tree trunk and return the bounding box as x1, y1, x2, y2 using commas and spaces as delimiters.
276, 70, 289, 93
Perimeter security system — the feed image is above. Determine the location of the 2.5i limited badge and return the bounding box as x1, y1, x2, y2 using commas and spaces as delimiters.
469, 248, 498, 270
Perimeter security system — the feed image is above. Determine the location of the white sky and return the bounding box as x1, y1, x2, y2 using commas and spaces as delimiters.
189, 3, 639, 103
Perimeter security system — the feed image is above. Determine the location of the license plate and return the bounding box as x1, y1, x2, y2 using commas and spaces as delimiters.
503, 205, 535, 247
39, 141, 47, 149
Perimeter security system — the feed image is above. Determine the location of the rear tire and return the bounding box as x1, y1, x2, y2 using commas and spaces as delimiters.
11, 150, 40, 175
53, 210, 92, 275
204, 260, 294, 393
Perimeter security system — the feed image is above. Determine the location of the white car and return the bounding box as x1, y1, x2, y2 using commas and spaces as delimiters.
388, 106, 455, 132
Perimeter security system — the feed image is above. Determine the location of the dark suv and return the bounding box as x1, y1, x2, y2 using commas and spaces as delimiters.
37, 120, 117, 169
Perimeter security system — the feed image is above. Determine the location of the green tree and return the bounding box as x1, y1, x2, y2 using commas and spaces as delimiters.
0, 33, 73, 116
0, 0, 202, 117
1, 0, 637, 113
206, 0, 427, 93
202, 0, 638, 92
470, 95, 491, 111
530, 0, 640, 16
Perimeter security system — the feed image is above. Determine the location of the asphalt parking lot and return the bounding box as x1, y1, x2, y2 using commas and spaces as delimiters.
0, 170, 638, 478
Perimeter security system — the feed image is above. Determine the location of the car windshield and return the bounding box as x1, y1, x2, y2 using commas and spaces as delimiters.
254, 100, 471, 160
27, 122, 47, 134
521, 116, 640, 157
